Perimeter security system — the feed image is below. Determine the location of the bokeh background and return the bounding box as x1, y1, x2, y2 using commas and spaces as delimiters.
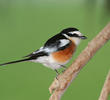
0, 0, 110, 100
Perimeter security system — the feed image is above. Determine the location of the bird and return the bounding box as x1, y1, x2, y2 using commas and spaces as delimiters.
0, 27, 87, 75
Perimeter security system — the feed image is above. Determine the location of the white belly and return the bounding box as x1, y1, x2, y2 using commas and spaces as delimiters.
31, 55, 68, 70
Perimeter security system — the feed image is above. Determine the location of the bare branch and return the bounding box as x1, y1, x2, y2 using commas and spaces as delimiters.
98, 71, 110, 100
49, 23, 110, 100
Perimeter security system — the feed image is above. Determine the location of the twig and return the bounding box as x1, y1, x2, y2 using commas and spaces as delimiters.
98, 71, 110, 100
49, 23, 110, 100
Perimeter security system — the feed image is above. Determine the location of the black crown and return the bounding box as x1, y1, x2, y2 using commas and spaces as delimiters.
61, 28, 79, 33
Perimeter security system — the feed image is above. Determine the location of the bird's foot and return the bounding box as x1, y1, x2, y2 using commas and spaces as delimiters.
54, 69, 59, 80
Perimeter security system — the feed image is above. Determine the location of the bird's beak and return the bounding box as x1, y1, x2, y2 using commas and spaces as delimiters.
79, 36, 87, 39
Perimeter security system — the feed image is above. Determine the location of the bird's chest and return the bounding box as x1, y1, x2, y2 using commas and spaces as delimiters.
51, 42, 76, 63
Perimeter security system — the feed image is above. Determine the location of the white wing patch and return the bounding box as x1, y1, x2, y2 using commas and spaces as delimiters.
44, 47, 57, 53
59, 39, 70, 47
43, 39, 70, 53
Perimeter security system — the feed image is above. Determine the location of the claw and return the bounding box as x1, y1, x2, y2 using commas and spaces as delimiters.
55, 69, 59, 80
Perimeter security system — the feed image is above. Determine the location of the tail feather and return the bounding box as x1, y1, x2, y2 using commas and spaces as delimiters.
0, 58, 30, 66
0, 51, 48, 66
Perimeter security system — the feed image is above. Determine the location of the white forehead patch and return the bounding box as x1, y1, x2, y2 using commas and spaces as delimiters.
69, 31, 82, 36
59, 39, 70, 47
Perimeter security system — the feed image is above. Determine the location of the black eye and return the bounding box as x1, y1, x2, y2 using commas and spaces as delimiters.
72, 33, 79, 37
67, 33, 79, 37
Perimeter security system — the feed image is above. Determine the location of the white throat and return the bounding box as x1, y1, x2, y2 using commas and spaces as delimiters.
71, 37, 81, 45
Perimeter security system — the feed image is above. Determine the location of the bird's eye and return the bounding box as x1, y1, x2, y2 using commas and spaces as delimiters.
67, 33, 79, 37
72, 33, 79, 37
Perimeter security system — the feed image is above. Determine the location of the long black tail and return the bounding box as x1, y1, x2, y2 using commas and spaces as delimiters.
0, 58, 31, 66
0, 51, 49, 66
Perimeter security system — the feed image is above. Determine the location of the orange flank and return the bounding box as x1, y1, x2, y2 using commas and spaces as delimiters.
52, 42, 76, 63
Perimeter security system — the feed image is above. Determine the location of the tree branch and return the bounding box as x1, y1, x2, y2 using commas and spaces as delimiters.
49, 23, 110, 100
98, 71, 110, 100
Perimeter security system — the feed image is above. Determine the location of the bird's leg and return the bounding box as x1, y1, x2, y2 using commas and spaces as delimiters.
61, 65, 67, 73
54, 69, 59, 80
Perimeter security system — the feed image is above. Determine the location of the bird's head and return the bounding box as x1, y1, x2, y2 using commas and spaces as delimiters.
61, 27, 87, 45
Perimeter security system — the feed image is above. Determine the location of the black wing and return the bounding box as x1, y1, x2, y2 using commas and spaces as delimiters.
24, 33, 71, 58
24, 49, 40, 57
44, 33, 71, 51
24, 48, 48, 58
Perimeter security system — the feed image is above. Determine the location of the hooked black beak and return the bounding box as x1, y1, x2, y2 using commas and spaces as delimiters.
79, 36, 87, 39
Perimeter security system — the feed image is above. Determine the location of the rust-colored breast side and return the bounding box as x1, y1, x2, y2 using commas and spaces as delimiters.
52, 42, 76, 63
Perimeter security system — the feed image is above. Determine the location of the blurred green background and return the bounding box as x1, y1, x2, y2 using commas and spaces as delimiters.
0, 0, 110, 100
